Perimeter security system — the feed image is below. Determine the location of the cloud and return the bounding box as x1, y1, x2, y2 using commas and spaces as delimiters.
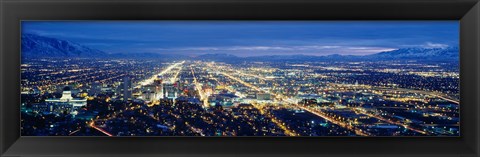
144, 45, 398, 56
401, 42, 449, 49
24, 29, 151, 43
424, 42, 449, 48
346, 47, 396, 52
24, 30, 68, 37
152, 45, 342, 52
83, 43, 117, 47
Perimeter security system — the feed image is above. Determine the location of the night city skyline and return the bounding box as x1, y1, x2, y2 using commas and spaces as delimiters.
21, 21, 459, 136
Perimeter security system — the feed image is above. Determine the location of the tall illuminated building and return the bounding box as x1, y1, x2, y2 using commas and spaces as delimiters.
118, 76, 133, 101
163, 82, 177, 100
153, 79, 164, 99
121, 76, 133, 100
142, 84, 162, 102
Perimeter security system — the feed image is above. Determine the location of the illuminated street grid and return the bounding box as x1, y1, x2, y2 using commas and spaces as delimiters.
21, 58, 459, 136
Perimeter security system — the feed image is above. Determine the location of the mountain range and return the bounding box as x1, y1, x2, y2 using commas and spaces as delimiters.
21, 34, 459, 62
370, 47, 458, 59
22, 34, 106, 57
194, 47, 459, 62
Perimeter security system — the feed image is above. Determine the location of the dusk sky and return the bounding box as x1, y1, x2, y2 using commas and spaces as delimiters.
22, 21, 459, 57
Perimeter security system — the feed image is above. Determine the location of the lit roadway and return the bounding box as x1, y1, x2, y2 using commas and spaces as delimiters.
136, 61, 185, 88
253, 102, 298, 136
170, 65, 183, 83
89, 121, 113, 136
316, 84, 434, 135
279, 97, 371, 136
204, 63, 298, 136
331, 83, 459, 104
185, 122, 206, 136
210, 77, 246, 98
68, 128, 81, 136
208, 63, 370, 136
216, 76, 299, 136
351, 107, 429, 135
236, 71, 269, 81
219, 71, 269, 93
378, 87, 459, 104
190, 65, 209, 108
329, 83, 454, 134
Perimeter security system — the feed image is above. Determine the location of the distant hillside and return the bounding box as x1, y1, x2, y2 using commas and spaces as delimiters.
109, 52, 190, 60
21, 34, 458, 62
21, 34, 106, 58
195, 53, 241, 61
194, 47, 459, 62
367, 47, 459, 60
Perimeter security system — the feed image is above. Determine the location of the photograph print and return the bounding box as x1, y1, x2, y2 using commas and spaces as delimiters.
20, 21, 460, 136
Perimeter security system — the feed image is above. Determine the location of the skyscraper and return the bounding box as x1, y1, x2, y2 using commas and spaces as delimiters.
120, 76, 132, 101
163, 83, 177, 100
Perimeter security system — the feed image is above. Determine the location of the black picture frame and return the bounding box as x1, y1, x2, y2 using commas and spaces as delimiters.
1, 0, 479, 157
